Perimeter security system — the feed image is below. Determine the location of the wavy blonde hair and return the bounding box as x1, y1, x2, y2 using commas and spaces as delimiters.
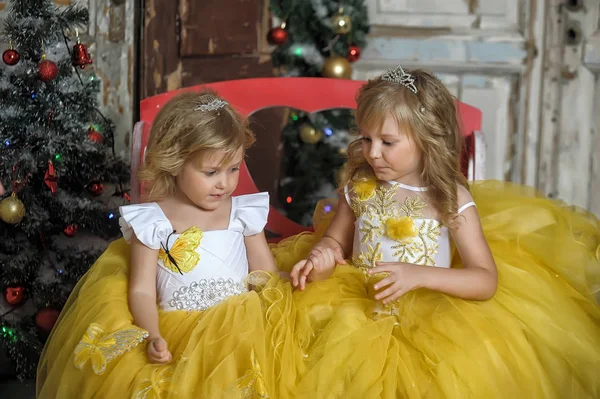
342, 69, 468, 226
138, 90, 255, 202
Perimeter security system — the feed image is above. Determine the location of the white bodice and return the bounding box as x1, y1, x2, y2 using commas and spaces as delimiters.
119, 193, 269, 312
345, 180, 474, 269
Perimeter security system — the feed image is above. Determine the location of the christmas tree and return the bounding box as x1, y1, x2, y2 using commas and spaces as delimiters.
0, 0, 129, 379
268, 0, 369, 225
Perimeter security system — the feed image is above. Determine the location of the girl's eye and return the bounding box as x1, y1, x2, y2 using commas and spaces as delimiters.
204, 171, 217, 177
361, 136, 371, 142
231, 167, 240, 172
383, 140, 393, 146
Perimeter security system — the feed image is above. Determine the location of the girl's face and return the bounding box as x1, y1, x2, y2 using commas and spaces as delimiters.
360, 113, 423, 185
175, 147, 244, 211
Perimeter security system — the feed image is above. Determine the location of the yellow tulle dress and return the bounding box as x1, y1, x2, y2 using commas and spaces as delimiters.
36, 193, 304, 399
272, 179, 600, 399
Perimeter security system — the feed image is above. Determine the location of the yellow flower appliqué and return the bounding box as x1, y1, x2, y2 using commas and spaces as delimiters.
73, 323, 148, 375
386, 216, 417, 242
158, 226, 203, 274
353, 179, 377, 201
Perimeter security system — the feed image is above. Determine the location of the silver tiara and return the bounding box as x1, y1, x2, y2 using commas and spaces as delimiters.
195, 98, 228, 112
381, 65, 418, 94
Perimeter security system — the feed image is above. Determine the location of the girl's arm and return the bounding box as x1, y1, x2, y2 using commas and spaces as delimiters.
128, 235, 161, 339
427, 186, 497, 300
314, 192, 356, 258
423, 202, 498, 300
245, 230, 279, 273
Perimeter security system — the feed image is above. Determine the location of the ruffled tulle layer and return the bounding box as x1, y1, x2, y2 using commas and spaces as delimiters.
272, 180, 600, 398
36, 238, 301, 399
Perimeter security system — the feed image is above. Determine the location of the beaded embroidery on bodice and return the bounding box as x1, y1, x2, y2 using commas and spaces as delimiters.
346, 180, 453, 268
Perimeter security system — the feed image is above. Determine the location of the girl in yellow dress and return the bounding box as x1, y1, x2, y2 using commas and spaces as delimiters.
280, 66, 600, 398
36, 91, 300, 398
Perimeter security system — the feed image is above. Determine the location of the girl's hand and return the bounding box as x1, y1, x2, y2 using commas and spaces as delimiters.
368, 262, 424, 304
147, 336, 172, 364
290, 247, 345, 290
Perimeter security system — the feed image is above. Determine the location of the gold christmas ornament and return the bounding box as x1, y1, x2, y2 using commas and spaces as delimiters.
299, 123, 323, 144
332, 8, 352, 34
322, 56, 352, 79
0, 193, 25, 224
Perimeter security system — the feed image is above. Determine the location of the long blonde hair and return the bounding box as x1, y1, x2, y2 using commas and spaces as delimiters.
138, 90, 255, 202
342, 69, 468, 225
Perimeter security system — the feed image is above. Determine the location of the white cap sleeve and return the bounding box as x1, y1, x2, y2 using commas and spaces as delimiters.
458, 201, 476, 214
456, 185, 476, 214
118, 203, 173, 249
230, 192, 269, 237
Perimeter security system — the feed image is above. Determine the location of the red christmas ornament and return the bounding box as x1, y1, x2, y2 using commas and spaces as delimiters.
87, 127, 104, 143
64, 224, 79, 237
44, 161, 58, 194
4, 286, 25, 306
2, 48, 20, 66
39, 55, 59, 82
347, 45, 361, 62
123, 192, 131, 202
72, 38, 93, 69
267, 24, 288, 45
35, 307, 60, 332
88, 182, 104, 196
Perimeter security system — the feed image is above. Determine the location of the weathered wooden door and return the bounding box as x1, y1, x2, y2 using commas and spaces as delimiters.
141, 0, 273, 97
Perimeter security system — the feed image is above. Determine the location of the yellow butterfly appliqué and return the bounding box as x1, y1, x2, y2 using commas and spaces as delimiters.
73, 323, 148, 375
158, 226, 203, 274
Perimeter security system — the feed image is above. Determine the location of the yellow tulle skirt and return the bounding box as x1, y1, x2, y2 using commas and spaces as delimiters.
272, 180, 600, 399
36, 238, 303, 399
36, 180, 600, 399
